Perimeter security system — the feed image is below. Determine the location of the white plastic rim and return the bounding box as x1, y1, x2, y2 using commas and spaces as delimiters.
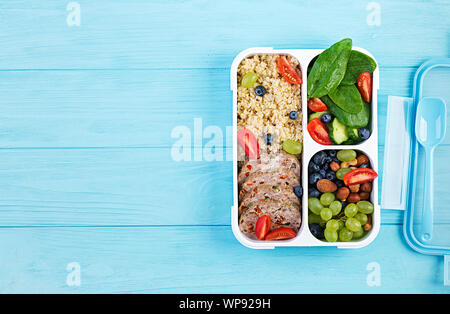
231, 47, 380, 249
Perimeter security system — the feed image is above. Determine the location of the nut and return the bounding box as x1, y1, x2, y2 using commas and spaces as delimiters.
341, 159, 358, 168
356, 155, 370, 166
347, 193, 361, 203
349, 184, 360, 193
359, 192, 370, 200
336, 187, 350, 201
330, 161, 340, 172
363, 223, 372, 231
361, 182, 372, 193
316, 179, 337, 193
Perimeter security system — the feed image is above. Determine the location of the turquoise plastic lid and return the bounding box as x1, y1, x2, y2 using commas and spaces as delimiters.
382, 58, 450, 286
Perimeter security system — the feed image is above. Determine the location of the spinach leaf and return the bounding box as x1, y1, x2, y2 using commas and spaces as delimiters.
321, 95, 370, 128
341, 50, 377, 85
328, 84, 364, 114
307, 38, 352, 98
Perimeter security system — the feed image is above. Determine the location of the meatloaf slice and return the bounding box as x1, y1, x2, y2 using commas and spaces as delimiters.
239, 169, 299, 202
238, 184, 300, 216
239, 199, 301, 236
238, 151, 301, 185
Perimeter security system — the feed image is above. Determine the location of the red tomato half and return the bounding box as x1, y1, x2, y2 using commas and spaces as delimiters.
357, 72, 373, 103
307, 118, 332, 145
307, 98, 328, 112
278, 57, 302, 85
237, 128, 260, 159
264, 228, 296, 241
343, 168, 378, 186
255, 216, 271, 240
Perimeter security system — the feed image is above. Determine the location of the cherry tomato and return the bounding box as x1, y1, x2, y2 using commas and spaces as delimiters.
264, 227, 296, 241
307, 118, 333, 145
278, 57, 302, 85
255, 216, 271, 240
357, 72, 373, 103
237, 128, 260, 159
343, 168, 378, 186
308, 98, 328, 112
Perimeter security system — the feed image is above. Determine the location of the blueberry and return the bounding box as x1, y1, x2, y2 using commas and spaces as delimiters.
310, 223, 324, 239
309, 188, 321, 198
309, 173, 322, 185
358, 127, 370, 140
293, 186, 303, 198
313, 151, 327, 166
265, 133, 273, 145
321, 163, 330, 171
328, 150, 337, 158
335, 180, 344, 188
308, 162, 320, 173
319, 169, 327, 178
254, 85, 266, 96
323, 156, 332, 165
326, 171, 336, 181
359, 163, 369, 168
320, 113, 332, 124
289, 111, 298, 120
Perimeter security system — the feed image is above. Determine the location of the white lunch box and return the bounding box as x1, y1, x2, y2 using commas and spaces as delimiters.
230, 47, 380, 249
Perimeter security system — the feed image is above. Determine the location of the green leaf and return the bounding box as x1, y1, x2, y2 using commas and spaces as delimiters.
341, 50, 377, 85
307, 38, 352, 98
328, 84, 364, 114
321, 95, 370, 129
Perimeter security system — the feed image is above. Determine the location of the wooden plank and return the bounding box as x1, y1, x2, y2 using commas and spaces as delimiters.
0, 225, 447, 293
0, 67, 414, 148
0, 0, 447, 69
2, 146, 450, 227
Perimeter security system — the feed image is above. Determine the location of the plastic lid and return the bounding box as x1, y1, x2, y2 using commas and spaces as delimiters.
383, 59, 450, 285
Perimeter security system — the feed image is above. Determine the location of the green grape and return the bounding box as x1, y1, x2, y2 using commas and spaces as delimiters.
353, 227, 365, 239
344, 203, 358, 218
320, 192, 335, 206
329, 201, 342, 216
338, 220, 345, 231
326, 219, 340, 232
337, 149, 357, 162
320, 208, 333, 221
346, 217, 362, 232
282, 140, 302, 155
336, 168, 352, 180
308, 197, 323, 215
339, 227, 353, 242
355, 213, 368, 225
241, 72, 258, 88
357, 201, 374, 214
308, 213, 322, 224
324, 229, 338, 242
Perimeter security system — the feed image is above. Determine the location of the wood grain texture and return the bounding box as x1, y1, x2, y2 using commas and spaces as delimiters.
0, 225, 448, 293
0, 0, 448, 69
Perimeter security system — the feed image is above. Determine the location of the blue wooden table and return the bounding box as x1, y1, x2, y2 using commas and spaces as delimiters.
0, 0, 449, 293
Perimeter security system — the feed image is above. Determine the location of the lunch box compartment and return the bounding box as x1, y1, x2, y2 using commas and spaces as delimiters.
307, 149, 378, 243
231, 47, 379, 249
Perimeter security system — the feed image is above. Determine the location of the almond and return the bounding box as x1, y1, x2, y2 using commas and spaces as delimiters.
336, 187, 350, 201
359, 192, 370, 200
330, 161, 340, 172
361, 182, 373, 193
316, 179, 337, 193
347, 193, 361, 203
356, 155, 370, 167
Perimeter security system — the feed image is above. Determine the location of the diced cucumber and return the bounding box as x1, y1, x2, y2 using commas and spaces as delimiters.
329, 118, 349, 145
349, 128, 360, 140
309, 111, 329, 122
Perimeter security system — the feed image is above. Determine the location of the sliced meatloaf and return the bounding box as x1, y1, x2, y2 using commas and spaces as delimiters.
239, 199, 301, 235
239, 168, 299, 202
238, 184, 300, 216
238, 151, 301, 185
